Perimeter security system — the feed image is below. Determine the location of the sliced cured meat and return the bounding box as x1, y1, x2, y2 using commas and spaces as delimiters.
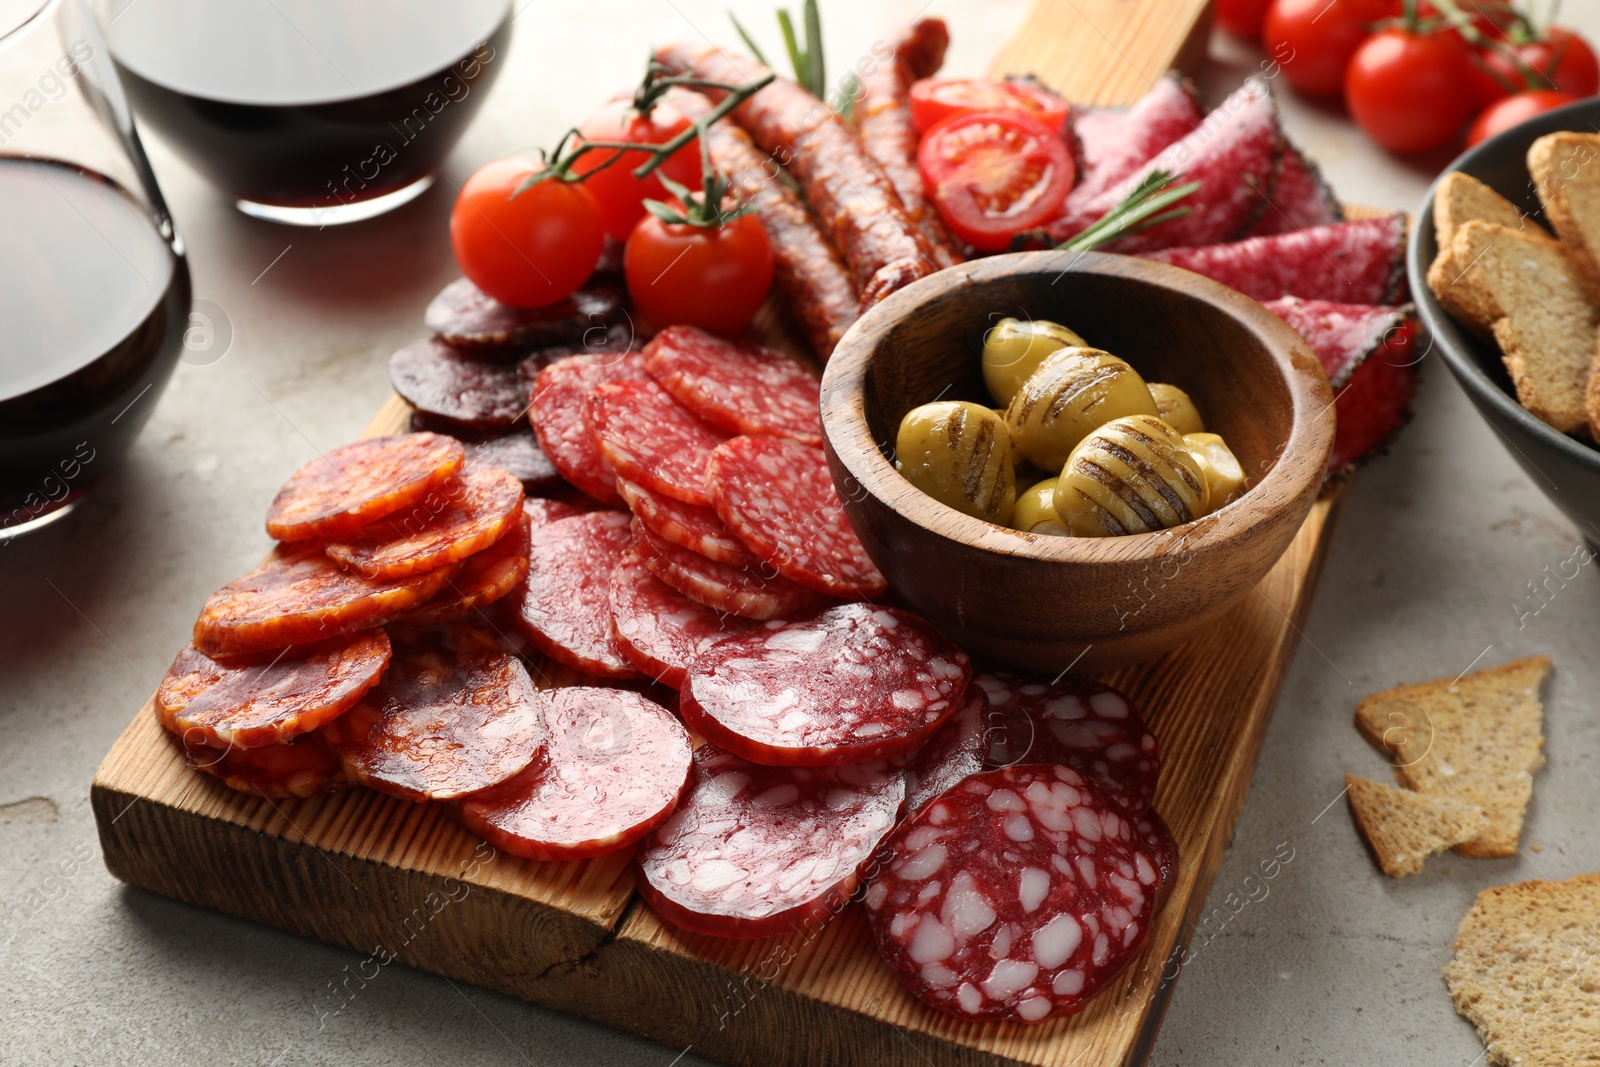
324, 465, 524, 580
511, 510, 640, 678
616, 476, 756, 566
462, 430, 564, 495
389, 338, 528, 432
633, 517, 821, 622
457, 687, 693, 861
635, 746, 906, 938
1066, 73, 1203, 209
265, 433, 464, 542
1138, 215, 1406, 307
175, 727, 348, 799
324, 643, 545, 801
523, 497, 583, 528
1133, 808, 1179, 913
1244, 139, 1342, 237
1265, 297, 1417, 472
425, 276, 627, 351
705, 435, 887, 599
193, 543, 458, 657
680, 602, 971, 766
529, 350, 651, 506
978, 671, 1160, 817
642, 325, 823, 446
901, 685, 990, 815
391, 512, 532, 626
156, 630, 391, 750
608, 543, 760, 688
585, 378, 730, 506
864, 765, 1167, 1023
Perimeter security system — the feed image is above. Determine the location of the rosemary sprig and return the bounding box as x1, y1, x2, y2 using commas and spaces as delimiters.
729, 0, 854, 114
1056, 171, 1201, 253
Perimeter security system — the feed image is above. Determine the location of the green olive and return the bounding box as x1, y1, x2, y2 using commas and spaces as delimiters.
895, 401, 1017, 525
1183, 432, 1248, 513
1013, 477, 1068, 535
1054, 415, 1209, 536
980, 317, 1089, 405
992, 408, 1026, 466
1148, 382, 1205, 435
1004, 347, 1159, 471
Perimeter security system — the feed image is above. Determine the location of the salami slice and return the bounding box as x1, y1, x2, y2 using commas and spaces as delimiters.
265, 433, 464, 542
391, 511, 532, 626
1265, 297, 1417, 472
608, 543, 760, 688
642, 325, 823, 446
193, 543, 458, 657
425, 276, 627, 351
978, 671, 1160, 817
863, 765, 1167, 1023
174, 727, 348, 799
585, 378, 729, 506
901, 685, 990, 815
156, 630, 391, 750
615, 476, 755, 566
705, 435, 887, 599
324, 643, 545, 801
462, 430, 564, 495
635, 746, 906, 938
390, 339, 528, 432
511, 510, 640, 678
680, 602, 971, 766
457, 687, 693, 861
1066, 73, 1203, 209
1139, 215, 1406, 306
529, 350, 651, 506
523, 497, 583, 528
324, 465, 524, 580
1244, 138, 1343, 236
633, 517, 821, 622
1133, 808, 1179, 913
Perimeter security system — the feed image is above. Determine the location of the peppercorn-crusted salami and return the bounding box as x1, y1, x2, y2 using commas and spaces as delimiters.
425, 276, 628, 352
635, 746, 906, 938
172, 726, 348, 799
389, 338, 529, 432
391, 511, 532, 626
585, 378, 730, 506
156, 630, 391, 750
511, 510, 640, 678
901, 684, 991, 814
705, 435, 887, 598
642, 325, 824, 446
529, 350, 650, 506
978, 671, 1160, 816
616, 476, 757, 565
1246, 138, 1342, 237
325, 464, 524, 580
1065, 73, 1203, 211
1139, 214, 1405, 306
323, 643, 545, 801
864, 765, 1168, 1023
265, 433, 464, 542
193, 543, 459, 657
633, 517, 821, 622
608, 543, 760, 688
462, 430, 565, 495
680, 602, 970, 766
457, 687, 693, 861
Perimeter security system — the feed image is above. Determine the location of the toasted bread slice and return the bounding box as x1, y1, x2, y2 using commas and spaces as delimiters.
1345, 775, 1489, 877
1354, 656, 1549, 858
1428, 221, 1598, 434
1434, 171, 1537, 250
1444, 873, 1600, 1066
1529, 132, 1600, 303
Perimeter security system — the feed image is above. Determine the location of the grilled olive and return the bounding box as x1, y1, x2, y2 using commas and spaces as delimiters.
1148, 382, 1205, 435
1054, 415, 1209, 536
981, 317, 1089, 405
1004, 347, 1160, 471
896, 401, 1017, 525
1013, 477, 1068, 535
1183, 432, 1248, 513
992, 408, 1026, 466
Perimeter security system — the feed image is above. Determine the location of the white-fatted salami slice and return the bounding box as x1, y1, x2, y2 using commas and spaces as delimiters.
615, 476, 756, 566
900, 685, 990, 815
585, 378, 729, 506
642, 324, 823, 446
632, 517, 820, 622
511, 510, 640, 679
608, 543, 760, 688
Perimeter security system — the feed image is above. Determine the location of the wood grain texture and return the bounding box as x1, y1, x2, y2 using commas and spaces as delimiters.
987, 0, 1214, 101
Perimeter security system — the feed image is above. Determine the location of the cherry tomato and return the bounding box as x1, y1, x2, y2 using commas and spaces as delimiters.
918, 110, 1076, 253
1464, 48, 1516, 108
908, 78, 1069, 135
1482, 27, 1600, 98
1217, 0, 1273, 41
571, 97, 702, 242
450, 158, 605, 308
1346, 28, 1477, 154
1467, 89, 1582, 147
1263, 0, 1379, 98
624, 209, 774, 335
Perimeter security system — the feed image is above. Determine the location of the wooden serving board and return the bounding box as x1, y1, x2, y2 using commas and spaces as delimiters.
92, 4, 1359, 1065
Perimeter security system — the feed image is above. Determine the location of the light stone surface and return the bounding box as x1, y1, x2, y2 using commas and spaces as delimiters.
3, 2, 1598, 1065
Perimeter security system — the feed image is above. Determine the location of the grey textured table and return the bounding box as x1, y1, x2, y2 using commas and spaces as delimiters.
4, 4, 1599, 1064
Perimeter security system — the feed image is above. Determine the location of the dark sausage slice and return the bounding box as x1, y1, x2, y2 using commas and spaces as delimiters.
390, 338, 528, 433
900, 684, 990, 814
425, 276, 627, 352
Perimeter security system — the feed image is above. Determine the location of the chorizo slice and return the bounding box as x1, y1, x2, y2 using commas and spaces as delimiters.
461, 429, 565, 495
324, 465, 524, 580
390, 510, 532, 627
265, 433, 464, 542
169, 724, 348, 799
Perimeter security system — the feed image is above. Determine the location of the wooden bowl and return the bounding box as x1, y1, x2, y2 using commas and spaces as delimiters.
820, 251, 1335, 672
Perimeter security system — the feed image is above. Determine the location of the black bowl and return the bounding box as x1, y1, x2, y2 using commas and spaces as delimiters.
1408, 98, 1600, 545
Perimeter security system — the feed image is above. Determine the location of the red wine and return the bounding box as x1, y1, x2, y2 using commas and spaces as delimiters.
106, 0, 510, 216
0, 158, 189, 535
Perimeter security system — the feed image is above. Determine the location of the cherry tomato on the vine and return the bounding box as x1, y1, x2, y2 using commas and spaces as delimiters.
1467, 89, 1582, 147
1216, 0, 1273, 42
1482, 27, 1600, 98
1264, 0, 1382, 98
624, 208, 774, 335
450, 157, 605, 309
908, 78, 1069, 135
918, 109, 1076, 252
571, 97, 702, 242
1346, 28, 1477, 154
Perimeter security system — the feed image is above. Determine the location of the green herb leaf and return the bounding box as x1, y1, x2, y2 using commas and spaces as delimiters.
1056, 171, 1201, 253
729, 11, 771, 66
804, 0, 826, 99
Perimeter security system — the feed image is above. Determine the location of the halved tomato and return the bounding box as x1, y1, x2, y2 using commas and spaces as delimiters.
917, 109, 1075, 252
908, 78, 1069, 135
